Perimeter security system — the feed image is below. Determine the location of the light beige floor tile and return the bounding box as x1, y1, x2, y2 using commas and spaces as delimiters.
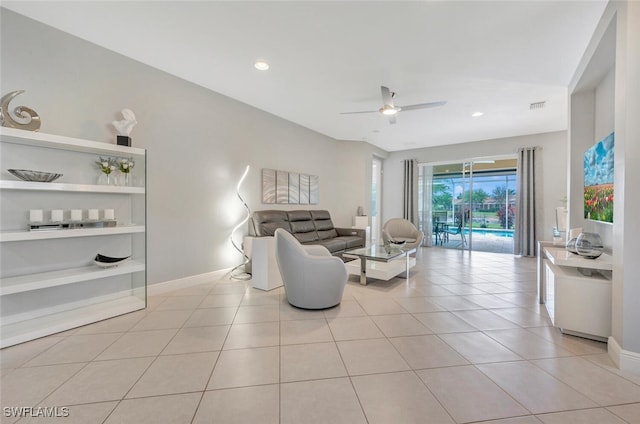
154, 295, 203, 311
437, 284, 487, 295
536, 408, 627, 424
208, 346, 278, 389
280, 342, 347, 382
146, 296, 167, 311
106, 393, 201, 424
164, 283, 215, 297
43, 357, 154, 405
352, 371, 454, 424
389, 335, 469, 369
494, 292, 539, 308
485, 328, 574, 359
323, 300, 368, 318
223, 322, 279, 350
96, 329, 178, 360
479, 416, 543, 424
490, 307, 552, 327
183, 307, 236, 327
356, 297, 408, 315
327, 316, 385, 341
281, 377, 367, 424
392, 296, 446, 313
25, 333, 122, 366
418, 365, 529, 423
532, 357, 640, 405
280, 302, 326, 320
0, 363, 84, 409
198, 293, 244, 308
280, 319, 333, 345
194, 385, 279, 424
429, 296, 484, 311
233, 304, 279, 324
162, 325, 229, 355
127, 351, 217, 397
130, 310, 193, 331
209, 282, 250, 295
241, 290, 281, 306
17, 402, 118, 424
607, 403, 640, 424
439, 332, 522, 363
413, 311, 478, 333
525, 326, 607, 355
477, 361, 598, 414
73, 311, 147, 335
337, 338, 410, 375
584, 354, 640, 385
0, 336, 64, 369
453, 309, 521, 330
371, 314, 432, 337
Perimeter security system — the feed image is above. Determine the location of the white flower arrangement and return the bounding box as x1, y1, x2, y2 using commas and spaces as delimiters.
96, 157, 117, 175
118, 158, 135, 174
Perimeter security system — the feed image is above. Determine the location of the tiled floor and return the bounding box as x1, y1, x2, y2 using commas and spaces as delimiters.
2, 248, 640, 424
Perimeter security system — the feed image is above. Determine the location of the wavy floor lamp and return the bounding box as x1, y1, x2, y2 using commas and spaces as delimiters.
230, 165, 252, 280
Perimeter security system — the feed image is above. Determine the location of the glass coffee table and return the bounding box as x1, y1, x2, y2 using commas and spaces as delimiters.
343, 245, 417, 285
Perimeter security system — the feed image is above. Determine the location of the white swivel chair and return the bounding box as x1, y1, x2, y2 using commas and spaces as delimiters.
274, 228, 347, 309
381, 218, 424, 250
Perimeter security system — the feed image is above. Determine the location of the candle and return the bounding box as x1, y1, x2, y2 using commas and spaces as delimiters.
70, 209, 82, 221
29, 209, 44, 223
51, 209, 64, 222
88, 209, 99, 220
104, 209, 115, 220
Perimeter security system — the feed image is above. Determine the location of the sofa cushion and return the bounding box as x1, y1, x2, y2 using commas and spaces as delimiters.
252, 210, 292, 236
337, 236, 365, 249
295, 229, 319, 243
287, 210, 313, 222
317, 229, 339, 240
311, 238, 347, 253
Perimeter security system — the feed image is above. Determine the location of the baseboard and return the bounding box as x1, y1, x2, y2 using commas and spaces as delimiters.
608, 336, 640, 375
148, 268, 233, 295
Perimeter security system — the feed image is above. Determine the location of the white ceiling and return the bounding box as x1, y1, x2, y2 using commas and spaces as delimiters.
3, 1, 607, 152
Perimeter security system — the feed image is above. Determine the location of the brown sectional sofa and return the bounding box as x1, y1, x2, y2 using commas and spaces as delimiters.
250, 210, 365, 256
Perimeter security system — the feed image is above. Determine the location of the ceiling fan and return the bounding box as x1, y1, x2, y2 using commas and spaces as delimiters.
341, 86, 446, 124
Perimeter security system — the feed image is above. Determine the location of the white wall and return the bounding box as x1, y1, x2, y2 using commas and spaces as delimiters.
382, 131, 568, 243
569, 0, 640, 367
0, 9, 379, 284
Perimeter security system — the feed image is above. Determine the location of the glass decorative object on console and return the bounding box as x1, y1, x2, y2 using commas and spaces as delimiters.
96, 157, 116, 185
575, 232, 604, 259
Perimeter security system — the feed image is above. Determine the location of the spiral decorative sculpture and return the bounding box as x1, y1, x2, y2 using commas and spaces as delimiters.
230, 165, 252, 280
0, 90, 41, 131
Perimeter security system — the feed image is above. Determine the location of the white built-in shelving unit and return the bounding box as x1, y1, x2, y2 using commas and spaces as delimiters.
0, 127, 147, 348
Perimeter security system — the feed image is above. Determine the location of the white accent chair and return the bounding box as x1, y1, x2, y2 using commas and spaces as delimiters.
381, 218, 424, 250
274, 228, 347, 309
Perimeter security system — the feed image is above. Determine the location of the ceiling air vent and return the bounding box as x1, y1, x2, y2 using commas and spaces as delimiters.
530, 101, 546, 110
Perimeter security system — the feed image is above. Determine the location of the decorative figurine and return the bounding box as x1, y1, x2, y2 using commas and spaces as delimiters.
111, 108, 137, 146
0, 90, 41, 131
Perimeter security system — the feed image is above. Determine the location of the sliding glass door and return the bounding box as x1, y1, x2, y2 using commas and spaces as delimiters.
419, 158, 517, 254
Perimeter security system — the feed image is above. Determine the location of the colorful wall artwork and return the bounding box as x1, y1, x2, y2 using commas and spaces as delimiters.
584, 132, 614, 223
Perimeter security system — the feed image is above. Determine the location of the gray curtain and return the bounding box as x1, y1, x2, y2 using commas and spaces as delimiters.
514, 147, 538, 257
403, 159, 418, 224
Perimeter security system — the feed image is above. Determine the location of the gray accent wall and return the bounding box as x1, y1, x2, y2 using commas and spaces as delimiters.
0, 9, 380, 284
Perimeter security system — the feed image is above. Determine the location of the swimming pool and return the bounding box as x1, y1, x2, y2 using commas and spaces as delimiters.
463, 228, 514, 238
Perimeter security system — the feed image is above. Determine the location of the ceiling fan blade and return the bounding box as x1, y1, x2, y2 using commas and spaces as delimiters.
340, 110, 379, 115
388, 114, 396, 124
397, 101, 447, 111
381, 86, 394, 107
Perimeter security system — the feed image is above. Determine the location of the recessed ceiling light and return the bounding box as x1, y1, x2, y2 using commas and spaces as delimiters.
472, 112, 484, 117
254, 61, 270, 71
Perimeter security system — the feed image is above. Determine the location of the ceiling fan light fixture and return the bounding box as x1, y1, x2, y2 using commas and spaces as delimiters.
254, 60, 270, 71
380, 106, 400, 115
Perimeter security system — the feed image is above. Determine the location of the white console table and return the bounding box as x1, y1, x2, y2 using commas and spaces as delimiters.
537, 242, 613, 341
